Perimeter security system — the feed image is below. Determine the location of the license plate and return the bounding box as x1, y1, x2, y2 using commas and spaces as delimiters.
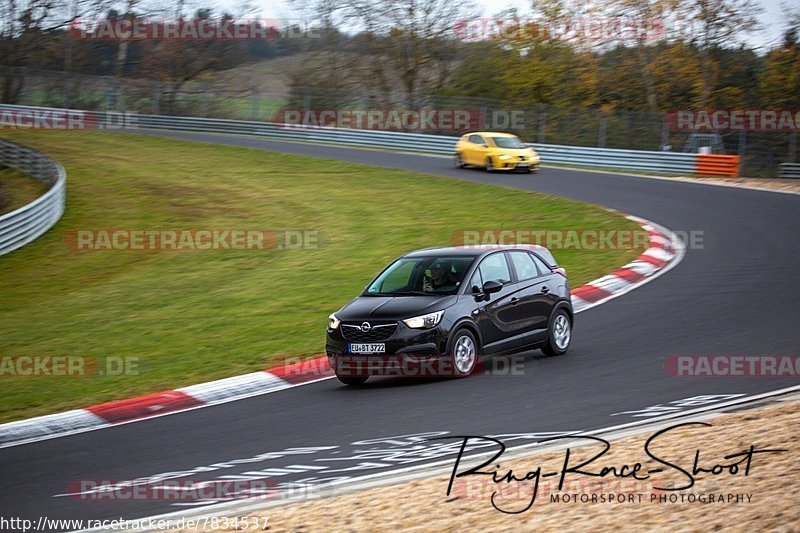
349, 343, 386, 354
517, 163, 529, 168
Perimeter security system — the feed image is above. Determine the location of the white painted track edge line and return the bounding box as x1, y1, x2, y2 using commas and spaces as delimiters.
0, 376, 333, 450
71, 384, 800, 533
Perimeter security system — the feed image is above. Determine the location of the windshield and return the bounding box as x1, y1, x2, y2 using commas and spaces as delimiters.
491, 136, 526, 149
365, 255, 475, 296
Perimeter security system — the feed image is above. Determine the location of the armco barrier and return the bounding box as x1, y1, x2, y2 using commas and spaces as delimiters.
531, 143, 698, 174
0, 103, 738, 176
779, 163, 800, 179
0, 139, 66, 256
696, 154, 740, 177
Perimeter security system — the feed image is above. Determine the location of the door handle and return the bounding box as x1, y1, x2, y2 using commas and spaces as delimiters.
510, 297, 519, 304
541, 286, 550, 294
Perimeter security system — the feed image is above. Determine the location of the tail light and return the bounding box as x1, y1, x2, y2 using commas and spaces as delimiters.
552, 267, 567, 278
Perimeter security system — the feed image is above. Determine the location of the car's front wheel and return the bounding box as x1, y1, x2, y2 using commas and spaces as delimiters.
447, 328, 479, 377
337, 375, 368, 386
485, 157, 495, 172
541, 309, 571, 356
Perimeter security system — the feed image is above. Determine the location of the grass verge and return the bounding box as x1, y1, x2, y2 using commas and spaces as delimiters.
0, 129, 645, 423
0, 167, 49, 215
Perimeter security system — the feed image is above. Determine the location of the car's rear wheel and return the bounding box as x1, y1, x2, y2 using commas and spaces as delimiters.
485, 157, 495, 172
447, 329, 479, 377
337, 375, 368, 386
541, 309, 571, 356
455, 152, 465, 168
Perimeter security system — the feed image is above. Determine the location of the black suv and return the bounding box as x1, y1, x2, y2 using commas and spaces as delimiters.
326, 245, 573, 385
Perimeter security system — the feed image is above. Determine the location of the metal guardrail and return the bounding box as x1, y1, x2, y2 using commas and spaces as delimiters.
531, 143, 697, 174
0, 139, 66, 256
125, 112, 461, 155
1, 103, 733, 176
778, 163, 800, 179
120, 112, 701, 174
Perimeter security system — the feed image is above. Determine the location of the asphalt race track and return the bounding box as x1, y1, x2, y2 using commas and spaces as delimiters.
1, 130, 798, 531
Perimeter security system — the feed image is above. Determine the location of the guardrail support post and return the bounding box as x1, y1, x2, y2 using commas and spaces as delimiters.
251, 88, 259, 121
153, 84, 161, 115
598, 117, 607, 148
538, 112, 547, 144
738, 130, 747, 176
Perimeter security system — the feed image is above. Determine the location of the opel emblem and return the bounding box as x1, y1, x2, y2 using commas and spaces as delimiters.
361, 322, 372, 332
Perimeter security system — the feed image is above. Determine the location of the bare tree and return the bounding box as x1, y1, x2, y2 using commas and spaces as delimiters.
286, 0, 476, 108
676, 0, 761, 106
373, 0, 467, 106
284, 0, 361, 106
1, 0, 67, 101
604, 0, 681, 115
779, 2, 799, 47
0, 0, 121, 102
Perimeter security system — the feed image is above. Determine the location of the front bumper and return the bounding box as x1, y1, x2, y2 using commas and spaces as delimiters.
326, 324, 458, 377
496, 158, 539, 171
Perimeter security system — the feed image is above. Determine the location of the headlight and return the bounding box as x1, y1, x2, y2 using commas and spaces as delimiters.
328, 313, 341, 330
402, 310, 444, 329
498, 154, 511, 160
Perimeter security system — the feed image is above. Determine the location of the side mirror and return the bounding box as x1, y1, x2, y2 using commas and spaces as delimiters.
482, 280, 503, 294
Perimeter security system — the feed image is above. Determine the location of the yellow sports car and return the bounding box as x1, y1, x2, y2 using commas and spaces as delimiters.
454, 132, 540, 173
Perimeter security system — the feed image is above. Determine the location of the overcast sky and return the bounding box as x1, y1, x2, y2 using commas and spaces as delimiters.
216, 0, 791, 52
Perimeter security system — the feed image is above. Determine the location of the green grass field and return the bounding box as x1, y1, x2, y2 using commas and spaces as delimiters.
0, 130, 646, 423
0, 168, 48, 215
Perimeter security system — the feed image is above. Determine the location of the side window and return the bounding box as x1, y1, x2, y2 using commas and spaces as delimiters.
478, 253, 511, 285
469, 134, 485, 145
529, 253, 551, 276
509, 251, 539, 281
468, 269, 483, 293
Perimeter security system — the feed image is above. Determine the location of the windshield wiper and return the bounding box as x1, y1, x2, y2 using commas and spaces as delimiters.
363, 291, 431, 296
397, 291, 433, 296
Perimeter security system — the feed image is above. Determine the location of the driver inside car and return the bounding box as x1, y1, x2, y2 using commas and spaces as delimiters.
423, 260, 457, 293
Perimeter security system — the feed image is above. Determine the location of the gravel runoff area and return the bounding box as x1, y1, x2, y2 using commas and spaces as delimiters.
167, 397, 799, 532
